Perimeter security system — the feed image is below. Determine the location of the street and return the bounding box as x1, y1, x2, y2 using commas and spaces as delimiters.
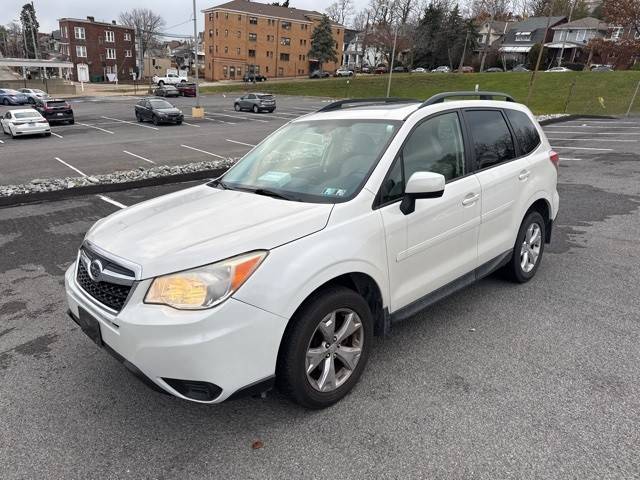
0, 117, 639, 478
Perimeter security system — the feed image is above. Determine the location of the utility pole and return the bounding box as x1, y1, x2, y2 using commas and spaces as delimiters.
527, 0, 555, 105
386, 23, 398, 97
192, 0, 204, 117
479, 14, 493, 73
558, 0, 576, 66
458, 30, 470, 72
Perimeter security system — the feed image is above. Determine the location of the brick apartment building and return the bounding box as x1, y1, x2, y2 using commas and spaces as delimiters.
203, 0, 344, 81
58, 17, 137, 82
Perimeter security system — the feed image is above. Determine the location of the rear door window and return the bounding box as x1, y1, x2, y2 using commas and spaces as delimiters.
464, 110, 516, 170
505, 109, 541, 156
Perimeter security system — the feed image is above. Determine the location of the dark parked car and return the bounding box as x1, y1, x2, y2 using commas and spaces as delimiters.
176, 83, 197, 97
0, 89, 29, 106
309, 70, 330, 79
32, 98, 74, 124
392, 65, 408, 72
485, 67, 504, 73
153, 85, 180, 97
374, 66, 388, 74
234, 93, 276, 113
511, 64, 530, 72
361, 66, 371, 73
135, 98, 184, 125
460, 66, 474, 73
243, 72, 267, 82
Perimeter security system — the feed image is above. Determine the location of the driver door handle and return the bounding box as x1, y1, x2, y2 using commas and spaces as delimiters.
462, 193, 480, 206
518, 170, 531, 181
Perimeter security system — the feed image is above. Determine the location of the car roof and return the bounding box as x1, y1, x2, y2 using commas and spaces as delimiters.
294, 96, 530, 122
6, 108, 42, 114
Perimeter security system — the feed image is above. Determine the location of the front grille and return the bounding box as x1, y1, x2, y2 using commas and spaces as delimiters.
76, 260, 132, 312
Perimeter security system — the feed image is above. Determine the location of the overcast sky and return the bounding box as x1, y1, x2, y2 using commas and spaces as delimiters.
1, 0, 363, 36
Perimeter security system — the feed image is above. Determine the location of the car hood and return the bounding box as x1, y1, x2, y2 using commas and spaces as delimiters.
156, 107, 181, 114
85, 184, 334, 279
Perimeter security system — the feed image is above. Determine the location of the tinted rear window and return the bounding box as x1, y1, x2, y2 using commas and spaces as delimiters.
505, 109, 541, 155
465, 110, 516, 170
258, 94, 273, 99
47, 101, 67, 106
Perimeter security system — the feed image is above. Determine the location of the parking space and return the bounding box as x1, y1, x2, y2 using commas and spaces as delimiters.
0, 94, 323, 186
0, 116, 639, 478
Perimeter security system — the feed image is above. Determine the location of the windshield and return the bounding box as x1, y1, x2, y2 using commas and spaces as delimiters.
14, 111, 42, 119
150, 99, 174, 108
218, 119, 400, 203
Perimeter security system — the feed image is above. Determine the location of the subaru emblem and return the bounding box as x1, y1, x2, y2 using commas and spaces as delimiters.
88, 259, 103, 282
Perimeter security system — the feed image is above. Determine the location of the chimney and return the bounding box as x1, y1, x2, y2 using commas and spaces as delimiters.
87, 16, 95, 22
112, 20, 117, 25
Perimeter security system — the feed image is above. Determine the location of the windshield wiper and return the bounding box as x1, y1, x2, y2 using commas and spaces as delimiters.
250, 188, 298, 201
209, 179, 234, 190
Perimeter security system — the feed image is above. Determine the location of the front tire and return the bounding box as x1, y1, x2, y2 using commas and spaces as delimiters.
152, 116, 160, 126
234, 103, 241, 112
252, 105, 259, 113
276, 286, 373, 409
158, 80, 165, 87
503, 210, 546, 283
136, 113, 143, 122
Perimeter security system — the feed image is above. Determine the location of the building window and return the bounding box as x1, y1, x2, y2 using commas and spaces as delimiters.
249, 32, 257, 41
237, 30, 241, 38
62, 26, 68, 38
225, 12, 229, 19
216, 12, 219, 19
76, 45, 87, 57
282, 21, 291, 30
224, 46, 228, 53
236, 47, 241, 55
515, 31, 531, 41
223, 66, 228, 77
124, 32, 131, 41
105, 31, 115, 43
280, 37, 290, 46
576, 29, 586, 42
125, 50, 132, 57
249, 49, 256, 57
280, 53, 289, 61
215, 45, 218, 53
74, 26, 86, 40
209, 29, 214, 37
267, 34, 274, 41
249, 16, 258, 25
611, 27, 623, 40
209, 13, 214, 21
238, 14, 242, 21
278, 67, 283, 76
225, 29, 228, 37
106, 48, 116, 59
302, 54, 305, 60
337, 29, 341, 34
216, 29, 218, 36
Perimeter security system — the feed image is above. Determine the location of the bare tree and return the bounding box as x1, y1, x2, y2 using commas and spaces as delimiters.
118, 8, 165, 59
326, 0, 354, 25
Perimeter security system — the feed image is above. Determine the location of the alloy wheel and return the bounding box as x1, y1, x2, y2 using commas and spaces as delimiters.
520, 222, 542, 273
305, 308, 364, 392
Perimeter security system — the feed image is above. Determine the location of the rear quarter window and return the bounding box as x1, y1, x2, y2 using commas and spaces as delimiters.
505, 109, 541, 155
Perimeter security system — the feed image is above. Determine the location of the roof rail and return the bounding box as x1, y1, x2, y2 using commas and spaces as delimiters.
419, 91, 516, 108
317, 97, 419, 113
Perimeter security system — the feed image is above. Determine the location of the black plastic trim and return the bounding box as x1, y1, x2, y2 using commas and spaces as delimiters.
226, 376, 275, 401
317, 97, 419, 112
419, 91, 515, 108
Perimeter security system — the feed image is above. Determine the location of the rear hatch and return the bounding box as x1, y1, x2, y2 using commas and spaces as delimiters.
44, 100, 72, 118
258, 94, 275, 105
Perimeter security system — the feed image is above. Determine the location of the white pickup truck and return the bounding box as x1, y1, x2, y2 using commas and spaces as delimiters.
152, 72, 188, 86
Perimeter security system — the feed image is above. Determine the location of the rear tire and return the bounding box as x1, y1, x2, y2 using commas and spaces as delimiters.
69, 119, 75, 125
153, 116, 160, 126
503, 210, 546, 283
2, 99, 9, 106
176, 120, 182, 125
44, 132, 51, 137
276, 286, 373, 409
136, 113, 143, 122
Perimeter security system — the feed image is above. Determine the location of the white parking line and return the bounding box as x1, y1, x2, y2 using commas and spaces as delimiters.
78, 122, 115, 135
549, 125, 640, 129
288, 106, 319, 112
123, 150, 155, 164
216, 111, 269, 123
0, 139, 4, 144
561, 158, 584, 161
184, 114, 234, 125
50, 132, 63, 139
552, 146, 613, 151
225, 139, 256, 147
54, 157, 88, 177
181, 144, 225, 159
547, 138, 637, 142
562, 120, 639, 125
96, 194, 127, 209
182, 121, 200, 127
258, 113, 300, 120
101, 116, 159, 131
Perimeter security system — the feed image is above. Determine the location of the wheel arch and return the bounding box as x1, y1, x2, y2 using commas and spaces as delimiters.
524, 194, 553, 243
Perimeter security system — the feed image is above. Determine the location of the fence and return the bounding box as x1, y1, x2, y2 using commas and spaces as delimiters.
0, 79, 77, 96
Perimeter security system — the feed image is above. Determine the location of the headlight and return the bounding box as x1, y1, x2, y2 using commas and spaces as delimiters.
144, 251, 267, 310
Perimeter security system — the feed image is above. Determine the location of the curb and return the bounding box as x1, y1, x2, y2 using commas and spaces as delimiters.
0, 168, 227, 209
539, 114, 617, 125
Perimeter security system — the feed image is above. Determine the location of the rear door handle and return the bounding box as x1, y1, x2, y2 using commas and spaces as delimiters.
462, 193, 480, 206
518, 170, 531, 181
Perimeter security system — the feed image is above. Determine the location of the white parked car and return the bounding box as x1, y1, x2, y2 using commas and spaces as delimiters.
152, 72, 188, 86
18, 88, 50, 103
66, 92, 559, 408
545, 66, 571, 72
335, 68, 354, 77
1, 109, 51, 138
412, 67, 427, 73
432, 66, 451, 73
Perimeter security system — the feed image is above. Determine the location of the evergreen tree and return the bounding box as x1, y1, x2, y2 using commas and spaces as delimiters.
309, 15, 338, 70
20, 3, 39, 59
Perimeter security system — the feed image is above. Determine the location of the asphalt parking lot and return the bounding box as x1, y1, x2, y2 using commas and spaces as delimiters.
0, 94, 326, 186
1, 118, 640, 479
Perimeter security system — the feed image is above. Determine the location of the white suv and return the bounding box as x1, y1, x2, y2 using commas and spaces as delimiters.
65, 92, 559, 408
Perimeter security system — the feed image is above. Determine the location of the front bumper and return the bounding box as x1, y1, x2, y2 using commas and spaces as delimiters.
64, 262, 287, 403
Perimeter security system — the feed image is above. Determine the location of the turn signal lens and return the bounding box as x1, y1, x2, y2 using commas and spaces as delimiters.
145, 251, 268, 310
549, 150, 560, 171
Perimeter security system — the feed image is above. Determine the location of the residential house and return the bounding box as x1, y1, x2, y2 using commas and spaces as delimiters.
143, 48, 172, 79
545, 17, 609, 64
499, 16, 566, 64
58, 16, 136, 82
474, 20, 515, 55
202, 0, 344, 80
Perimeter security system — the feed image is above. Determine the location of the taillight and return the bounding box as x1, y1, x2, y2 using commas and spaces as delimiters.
549, 150, 559, 171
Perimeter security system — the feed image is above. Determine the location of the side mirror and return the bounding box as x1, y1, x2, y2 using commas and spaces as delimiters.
400, 171, 445, 215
